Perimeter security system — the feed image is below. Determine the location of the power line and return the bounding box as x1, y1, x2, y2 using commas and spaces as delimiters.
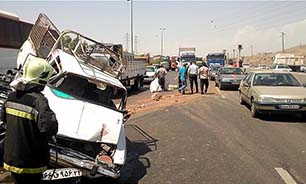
208, 2, 306, 33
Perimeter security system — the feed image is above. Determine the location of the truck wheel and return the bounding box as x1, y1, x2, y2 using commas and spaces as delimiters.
132, 79, 140, 90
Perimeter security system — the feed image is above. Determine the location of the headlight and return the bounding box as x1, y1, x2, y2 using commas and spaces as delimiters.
258, 96, 275, 102
221, 78, 231, 82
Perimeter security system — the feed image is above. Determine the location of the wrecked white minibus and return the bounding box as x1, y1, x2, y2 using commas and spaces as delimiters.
12, 14, 130, 181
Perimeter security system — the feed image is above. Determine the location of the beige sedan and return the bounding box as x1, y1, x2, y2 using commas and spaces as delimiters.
238, 71, 306, 118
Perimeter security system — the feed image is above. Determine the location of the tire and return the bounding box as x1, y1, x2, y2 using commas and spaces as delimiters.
132, 79, 140, 90
219, 82, 223, 90
251, 100, 259, 118
301, 113, 306, 120
239, 93, 245, 105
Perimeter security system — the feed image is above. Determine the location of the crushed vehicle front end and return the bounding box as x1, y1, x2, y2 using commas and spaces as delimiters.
14, 14, 129, 181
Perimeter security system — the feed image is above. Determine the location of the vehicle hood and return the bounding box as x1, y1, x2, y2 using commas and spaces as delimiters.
146, 71, 156, 77
253, 86, 306, 98
43, 87, 124, 144
221, 74, 245, 80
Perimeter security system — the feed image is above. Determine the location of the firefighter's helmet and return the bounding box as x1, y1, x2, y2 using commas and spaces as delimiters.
22, 57, 54, 85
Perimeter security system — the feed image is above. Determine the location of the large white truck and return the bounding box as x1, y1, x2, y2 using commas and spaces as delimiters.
89, 45, 146, 91
178, 47, 196, 67
272, 53, 305, 72
120, 52, 146, 90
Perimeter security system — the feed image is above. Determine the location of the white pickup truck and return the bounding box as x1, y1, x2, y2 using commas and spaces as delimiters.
14, 14, 130, 181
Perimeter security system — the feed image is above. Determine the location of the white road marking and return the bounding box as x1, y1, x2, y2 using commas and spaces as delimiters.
275, 167, 297, 184
215, 87, 226, 99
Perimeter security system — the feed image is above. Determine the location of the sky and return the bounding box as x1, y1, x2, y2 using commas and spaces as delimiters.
1, 0, 306, 57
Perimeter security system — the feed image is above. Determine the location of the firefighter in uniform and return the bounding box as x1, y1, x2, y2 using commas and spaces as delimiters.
1, 57, 58, 184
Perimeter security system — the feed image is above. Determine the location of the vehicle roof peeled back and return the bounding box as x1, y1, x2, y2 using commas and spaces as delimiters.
14, 13, 129, 180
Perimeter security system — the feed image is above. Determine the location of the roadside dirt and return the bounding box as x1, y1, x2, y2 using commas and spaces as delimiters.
126, 87, 218, 116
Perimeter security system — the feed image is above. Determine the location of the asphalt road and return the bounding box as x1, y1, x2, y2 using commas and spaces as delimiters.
123, 78, 306, 184
2, 71, 306, 184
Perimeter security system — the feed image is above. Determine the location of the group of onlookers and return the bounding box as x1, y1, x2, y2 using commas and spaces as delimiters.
151, 61, 211, 95
178, 61, 210, 95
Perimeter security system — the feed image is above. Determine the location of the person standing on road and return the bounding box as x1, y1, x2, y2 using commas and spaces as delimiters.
178, 63, 187, 94
156, 64, 167, 91
187, 61, 199, 94
1, 57, 58, 184
198, 62, 210, 95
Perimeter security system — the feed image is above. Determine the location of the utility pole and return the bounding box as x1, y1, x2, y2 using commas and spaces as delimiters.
125, 33, 129, 52
134, 35, 138, 55
160, 28, 166, 56
250, 45, 253, 57
127, 0, 134, 54
281, 32, 285, 53
233, 49, 236, 59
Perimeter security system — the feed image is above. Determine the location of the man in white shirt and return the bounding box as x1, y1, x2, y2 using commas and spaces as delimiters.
198, 62, 210, 95
187, 61, 199, 94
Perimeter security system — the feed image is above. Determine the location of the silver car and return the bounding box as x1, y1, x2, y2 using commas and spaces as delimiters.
215, 67, 245, 90
239, 71, 306, 118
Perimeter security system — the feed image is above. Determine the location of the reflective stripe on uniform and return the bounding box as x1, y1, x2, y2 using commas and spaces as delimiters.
5, 102, 38, 121
3, 163, 47, 174
6, 108, 37, 121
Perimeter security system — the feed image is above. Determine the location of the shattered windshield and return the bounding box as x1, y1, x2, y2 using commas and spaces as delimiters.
50, 73, 126, 110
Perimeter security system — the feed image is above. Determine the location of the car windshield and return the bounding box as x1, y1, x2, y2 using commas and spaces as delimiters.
278, 65, 290, 69
210, 65, 220, 71
253, 73, 301, 86
221, 68, 244, 74
161, 62, 168, 65
146, 67, 155, 72
50, 73, 126, 110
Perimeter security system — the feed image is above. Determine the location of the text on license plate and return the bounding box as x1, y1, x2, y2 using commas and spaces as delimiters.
42, 168, 82, 180
278, 105, 300, 110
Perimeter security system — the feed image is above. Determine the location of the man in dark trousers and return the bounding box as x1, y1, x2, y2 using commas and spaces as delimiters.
198, 62, 210, 95
156, 64, 167, 91
187, 61, 199, 94
1, 57, 58, 184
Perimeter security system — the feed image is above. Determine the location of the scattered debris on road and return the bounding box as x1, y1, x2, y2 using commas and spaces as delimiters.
151, 93, 163, 101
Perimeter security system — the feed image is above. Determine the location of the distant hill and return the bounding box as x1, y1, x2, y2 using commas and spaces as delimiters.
244, 44, 306, 66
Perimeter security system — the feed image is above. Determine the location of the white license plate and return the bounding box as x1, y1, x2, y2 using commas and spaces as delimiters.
42, 168, 82, 180
278, 105, 300, 110
231, 81, 240, 85
130, 79, 134, 86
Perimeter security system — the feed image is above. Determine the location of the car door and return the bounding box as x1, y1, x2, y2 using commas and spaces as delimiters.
244, 73, 254, 104
215, 68, 222, 86
240, 73, 250, 99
